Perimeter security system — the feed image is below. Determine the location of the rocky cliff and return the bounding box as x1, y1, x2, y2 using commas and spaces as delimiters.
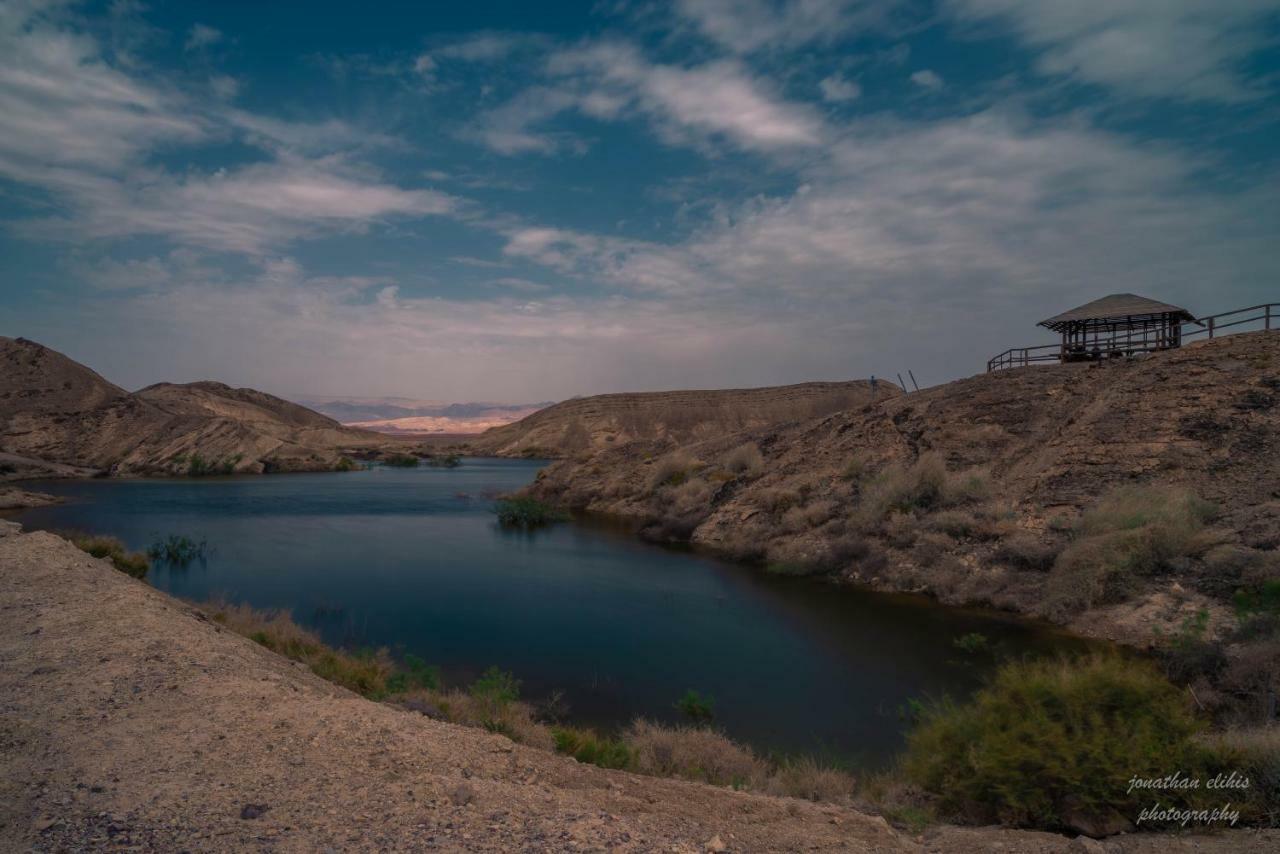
0, 337, 389, 476
527, 333, 1280, 662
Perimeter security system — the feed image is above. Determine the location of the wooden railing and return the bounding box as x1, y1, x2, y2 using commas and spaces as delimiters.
1181, 302, 1276, 341
987, 302, 1277, 373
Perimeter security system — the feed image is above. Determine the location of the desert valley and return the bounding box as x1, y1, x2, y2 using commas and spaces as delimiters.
3, 1, 1280, 851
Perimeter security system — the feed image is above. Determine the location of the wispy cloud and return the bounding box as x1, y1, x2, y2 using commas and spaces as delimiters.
674, 0, 902, 52
0, 2, 458, 257
946, 0, 1280, 101
471, 41, 824, 156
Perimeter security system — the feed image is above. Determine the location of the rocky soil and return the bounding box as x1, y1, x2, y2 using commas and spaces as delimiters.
3, 528, 1274, 852
526, 332, 1280, 648
468, 381, 899, 457
0, 337, 393, 476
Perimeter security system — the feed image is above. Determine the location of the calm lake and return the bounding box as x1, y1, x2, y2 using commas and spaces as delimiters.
14, 459, 1081, 767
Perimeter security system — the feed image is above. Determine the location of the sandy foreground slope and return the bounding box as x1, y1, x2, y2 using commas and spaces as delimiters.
1, 530, 1275, 853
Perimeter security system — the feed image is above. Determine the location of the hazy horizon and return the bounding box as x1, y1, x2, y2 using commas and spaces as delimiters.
2, 1, 1277, 402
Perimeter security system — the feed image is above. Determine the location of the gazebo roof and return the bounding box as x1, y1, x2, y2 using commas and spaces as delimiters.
1038, 293, 1195, 332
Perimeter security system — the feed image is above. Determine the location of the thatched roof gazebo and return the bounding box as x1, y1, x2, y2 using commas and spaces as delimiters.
1039, 293, 1196, 363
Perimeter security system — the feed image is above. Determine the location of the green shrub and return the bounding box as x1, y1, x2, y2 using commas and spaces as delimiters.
1046, 485, 1219, 618
552, 726, 634, 770
67, 532, 149, 579
383, 453, 420, 468
471, 670, 519, 711
676, 689, 716, 724
426, 453, 462, 468
904, 654, 1214, 830
146, 534, 207, 566
182, 453, 241, 476
493, 496, 568, 528
334, 456, 358, 472
952, 632, 990, 655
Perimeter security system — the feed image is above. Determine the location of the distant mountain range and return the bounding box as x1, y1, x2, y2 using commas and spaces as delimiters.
296, 397, 554, 435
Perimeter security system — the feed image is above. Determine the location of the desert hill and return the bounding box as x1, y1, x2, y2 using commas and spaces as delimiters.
527, 333, 1280, 658
0, 337, 389, 477
468, 380, 900, 456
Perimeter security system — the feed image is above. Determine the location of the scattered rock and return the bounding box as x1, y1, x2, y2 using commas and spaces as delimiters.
404, 697, 442, 718
0, 519, 21, 538
705, 833, 728, 852
1070, 837, 1108, 854
450, 783, 475, 807
240, 803, 269, 820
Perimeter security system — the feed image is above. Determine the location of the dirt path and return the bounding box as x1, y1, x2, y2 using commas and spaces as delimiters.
1, 530, 1274, 852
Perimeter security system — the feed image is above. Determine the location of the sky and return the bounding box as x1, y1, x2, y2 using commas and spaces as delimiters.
1, 0, 1278, 402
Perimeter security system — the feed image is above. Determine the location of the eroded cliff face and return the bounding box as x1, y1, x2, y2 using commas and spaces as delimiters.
0, 337, 389, 476
526, 332, 1280, 651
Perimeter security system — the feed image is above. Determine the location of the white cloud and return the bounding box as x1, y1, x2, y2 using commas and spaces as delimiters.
820, 74, 862, 102
184, 23, 221, 52
675, 0, 899, 52
946, 0, 1280, 101
24, 160, 457, 254
472, 42, 824, 155
909, 68, 943, 89
0, 3, 455, 256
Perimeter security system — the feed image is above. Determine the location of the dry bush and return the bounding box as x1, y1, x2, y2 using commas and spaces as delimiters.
994, 533, 1059, 571
927, 510, 979, 539
781, 499, 837, 534
723, 443, 764, 477
755, 487, 800, 514
910, 532, 956, 566
647, 452, 699, 490
883, 511, 919, 548
625, 720, 766, 788
856, 453, 990, 529
431, 688, 554, 750
764, 756, 855, 802
1045, 485, 1220, 619
668, 478, 713, 512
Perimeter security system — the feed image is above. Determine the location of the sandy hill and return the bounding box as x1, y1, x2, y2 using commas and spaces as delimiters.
0, 337, 388, 476
528, 332, 1280, 652
468, 380, 900, 457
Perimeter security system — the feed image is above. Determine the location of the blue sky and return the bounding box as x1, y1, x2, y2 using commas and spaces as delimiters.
1, 0, 1278, 401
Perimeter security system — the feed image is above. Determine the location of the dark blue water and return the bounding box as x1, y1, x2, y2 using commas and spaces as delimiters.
13, 459, 1081, 767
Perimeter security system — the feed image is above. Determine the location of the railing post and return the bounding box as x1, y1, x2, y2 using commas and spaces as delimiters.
1208, 316, 1215, 338
1267, 304, 1272, 331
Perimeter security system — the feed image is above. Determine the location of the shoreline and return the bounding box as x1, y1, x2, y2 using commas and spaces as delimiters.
2, 527, 1275, 851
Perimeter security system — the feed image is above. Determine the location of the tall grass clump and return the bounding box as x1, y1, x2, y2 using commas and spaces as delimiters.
904, 654, 1217, 831
552, 726, 634, 770
203, 601, 395, 699
494, 496, 568, 528
67, 532, 149, 579
1046, 485, 1219, 618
